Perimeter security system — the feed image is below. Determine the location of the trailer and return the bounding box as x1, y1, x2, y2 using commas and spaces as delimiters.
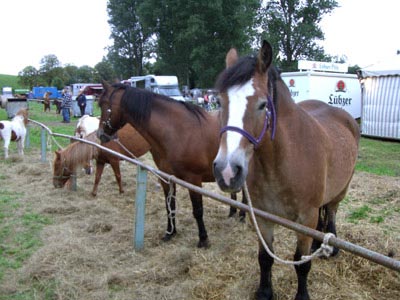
129, 75, 185, 101
281, 61, 361, 119
32, 87, 60, 99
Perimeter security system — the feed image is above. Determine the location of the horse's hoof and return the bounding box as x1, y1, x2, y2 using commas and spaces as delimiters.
162, 232, 176, 242
197, 238, 209, 248
256, 288, 273, 300
295, 291, 310, 300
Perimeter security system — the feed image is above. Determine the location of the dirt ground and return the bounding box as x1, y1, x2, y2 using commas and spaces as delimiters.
0, 149, 399, 300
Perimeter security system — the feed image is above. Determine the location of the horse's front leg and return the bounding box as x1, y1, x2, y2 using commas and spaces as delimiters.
189, 189, 209, 248
161, 180, 177, 242
256, 223, 274, 300
294, 234, 313, 300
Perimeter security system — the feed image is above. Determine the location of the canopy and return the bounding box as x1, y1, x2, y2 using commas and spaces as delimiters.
358, 55, 400, 77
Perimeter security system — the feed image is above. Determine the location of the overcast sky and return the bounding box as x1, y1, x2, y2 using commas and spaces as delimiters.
0, 0, 398, 75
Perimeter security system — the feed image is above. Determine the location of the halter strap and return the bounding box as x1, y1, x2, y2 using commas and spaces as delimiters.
220, 95, 276, 148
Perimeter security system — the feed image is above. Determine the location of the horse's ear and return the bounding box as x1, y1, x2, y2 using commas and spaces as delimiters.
101, 79, 111, 91
225, 48, 239, 68
256, 40, 273, 74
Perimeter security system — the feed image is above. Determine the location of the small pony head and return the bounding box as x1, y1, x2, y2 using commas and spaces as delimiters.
97, 80, 125, 143
53, 150, 71, 188
213, 40, 275, 192
15, 107, 29, 126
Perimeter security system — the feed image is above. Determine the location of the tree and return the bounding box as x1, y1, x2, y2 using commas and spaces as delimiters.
18, 66, 41, 89
39, 54, 63, 85
94, 59, 117, 82
139, 0, 260, 88
107, 0, 154, 79
260, 0, 338, 71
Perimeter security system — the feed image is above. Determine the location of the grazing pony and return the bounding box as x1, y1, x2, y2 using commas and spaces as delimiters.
43, 91, 51, 112
212, 40, 360, 300
97, 82, 246, 248
53, 125, 150, 196
0, 108, 29, 159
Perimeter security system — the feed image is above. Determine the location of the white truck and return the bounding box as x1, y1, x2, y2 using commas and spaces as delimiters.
281, 60, 361, 119
129, 75, 185, 101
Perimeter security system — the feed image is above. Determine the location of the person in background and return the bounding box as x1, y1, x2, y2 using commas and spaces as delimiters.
61, 88, 72, 123
76, 88, 87, 117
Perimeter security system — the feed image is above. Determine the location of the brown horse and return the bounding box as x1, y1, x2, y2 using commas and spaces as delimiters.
212, 40, 360, 300
97, 82, 246, 248
53, 124, 150, 196
43, 92, 51, 112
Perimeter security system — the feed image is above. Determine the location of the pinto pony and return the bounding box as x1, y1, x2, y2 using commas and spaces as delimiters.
97, 82, 246, 248
0, 108, 29, 159
212, 40, 360, 300
53, 125, 150, 196
75, 115, 99, 138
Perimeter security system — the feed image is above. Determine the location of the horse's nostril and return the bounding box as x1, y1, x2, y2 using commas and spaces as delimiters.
233, 165, 242, 178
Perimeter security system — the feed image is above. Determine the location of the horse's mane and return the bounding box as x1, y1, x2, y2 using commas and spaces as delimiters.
215, 54, 281, 106
59, 134, 99, 169
111, 83, 206, 128
15, 108, 29, 125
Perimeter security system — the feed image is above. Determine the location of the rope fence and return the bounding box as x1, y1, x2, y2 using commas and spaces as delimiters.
26, 119, 400, 272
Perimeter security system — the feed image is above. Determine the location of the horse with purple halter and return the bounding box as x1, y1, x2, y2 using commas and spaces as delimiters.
213, 40, 360, 300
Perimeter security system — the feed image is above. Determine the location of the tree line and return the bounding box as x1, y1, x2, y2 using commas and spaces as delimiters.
19, 0, 357, 90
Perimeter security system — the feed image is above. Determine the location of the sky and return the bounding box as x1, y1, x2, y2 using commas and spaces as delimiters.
0, 0, 399, 76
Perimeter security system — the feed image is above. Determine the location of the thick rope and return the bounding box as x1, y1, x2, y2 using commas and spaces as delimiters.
243, 183, 335, 265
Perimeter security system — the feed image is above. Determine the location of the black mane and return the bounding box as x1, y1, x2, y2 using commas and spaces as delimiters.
111, 83, 206, 128
215, 54, 281, 96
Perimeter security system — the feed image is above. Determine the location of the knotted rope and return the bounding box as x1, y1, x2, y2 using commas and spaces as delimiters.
243, 183, 335, 265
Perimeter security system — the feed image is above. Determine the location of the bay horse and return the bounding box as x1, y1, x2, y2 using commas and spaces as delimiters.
0, 107, 29, 159
53, 125, 150, 196
212, 40, 360, 300
97, 82, 246, 248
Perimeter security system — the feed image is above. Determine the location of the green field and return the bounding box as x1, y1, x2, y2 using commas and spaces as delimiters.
0, 74, 27, 90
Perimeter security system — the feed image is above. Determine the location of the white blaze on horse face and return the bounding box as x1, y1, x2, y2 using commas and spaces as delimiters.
225, 80, 254, 155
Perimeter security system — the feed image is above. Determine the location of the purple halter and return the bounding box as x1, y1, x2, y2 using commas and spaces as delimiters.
220, 95, 276, 148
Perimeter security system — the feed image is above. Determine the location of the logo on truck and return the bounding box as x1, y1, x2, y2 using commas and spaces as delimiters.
329, 80, 352, 107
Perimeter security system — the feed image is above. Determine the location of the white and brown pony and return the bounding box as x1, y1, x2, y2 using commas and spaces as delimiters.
75, 115, 99, 138
0, 108, 29, 159
212, 40, 360, 300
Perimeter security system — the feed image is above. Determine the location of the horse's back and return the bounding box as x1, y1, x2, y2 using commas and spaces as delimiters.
299, 100, 360, 204
299, 100, 359, 139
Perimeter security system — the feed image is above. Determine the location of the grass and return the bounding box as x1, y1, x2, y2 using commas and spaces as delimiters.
356, 137, 400, 176
0, 102, 399, 297
0, 190, 51, 281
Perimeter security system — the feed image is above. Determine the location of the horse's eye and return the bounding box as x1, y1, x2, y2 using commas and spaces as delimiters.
258, 102, 267, 110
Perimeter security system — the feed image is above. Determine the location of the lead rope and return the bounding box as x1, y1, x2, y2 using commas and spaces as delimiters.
243, 183, 335, 265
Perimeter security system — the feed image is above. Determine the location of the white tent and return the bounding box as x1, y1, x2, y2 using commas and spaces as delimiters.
358, 56, 400, 140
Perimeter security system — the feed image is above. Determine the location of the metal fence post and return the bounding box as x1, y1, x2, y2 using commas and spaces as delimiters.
134, 165, 148, 250
25, 124, 30, 148
40, 127, 46, 162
